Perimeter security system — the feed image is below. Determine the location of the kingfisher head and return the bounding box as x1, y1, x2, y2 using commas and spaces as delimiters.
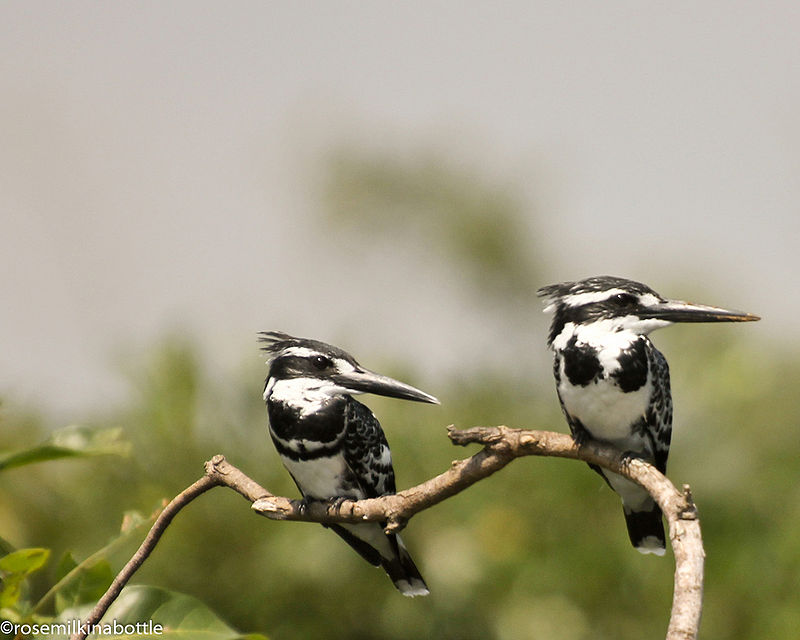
259, 331, 440, 404
537, 276, 760, 346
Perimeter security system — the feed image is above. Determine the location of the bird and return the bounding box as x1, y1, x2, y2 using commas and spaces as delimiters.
259, 331, 439, 596
537, 276, 759, 555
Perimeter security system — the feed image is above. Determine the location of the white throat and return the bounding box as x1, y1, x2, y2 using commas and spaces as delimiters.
265, 377, 350, 416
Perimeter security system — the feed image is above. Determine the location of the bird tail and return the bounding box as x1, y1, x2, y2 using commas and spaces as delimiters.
381, 536, 429, 597
623, 503, 666, 556
596, 466, 667, 556
327, 523, 429, 596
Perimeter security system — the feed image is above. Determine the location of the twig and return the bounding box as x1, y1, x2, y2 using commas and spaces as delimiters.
72, 426, 704, 640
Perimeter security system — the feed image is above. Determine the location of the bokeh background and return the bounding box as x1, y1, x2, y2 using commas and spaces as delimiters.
1, 3, 798, 639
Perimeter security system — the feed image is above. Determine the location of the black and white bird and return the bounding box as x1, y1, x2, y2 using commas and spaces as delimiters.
538, 276, 759, 555
260, 331, 438, 596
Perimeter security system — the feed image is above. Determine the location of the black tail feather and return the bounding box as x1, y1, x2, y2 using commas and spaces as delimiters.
326, 524, 429, 596
381, 540, 429, 597
326, 523, 383, 566
624, 504, 666, 555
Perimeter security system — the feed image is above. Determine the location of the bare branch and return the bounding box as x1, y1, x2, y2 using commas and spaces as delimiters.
230, 427, 705, 640
73, 427, 704, 640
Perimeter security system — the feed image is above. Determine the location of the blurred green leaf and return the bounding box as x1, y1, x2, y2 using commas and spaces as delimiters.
0, 425, 130, 472
0, 548, 50, 609
53, 553, 114, 614
58, 585, 268, 640
0, 536, 16, 557
0, 548, 50, 576
54, 551, 78, 583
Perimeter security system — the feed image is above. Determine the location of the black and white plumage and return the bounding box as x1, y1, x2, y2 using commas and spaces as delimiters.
260, 331, 439, 596
538, 276, 759, 555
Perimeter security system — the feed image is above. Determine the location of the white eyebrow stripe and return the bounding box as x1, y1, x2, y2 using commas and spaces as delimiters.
282, 346, 319, 358
563, 289, 626, 307
265, 345, 319, 365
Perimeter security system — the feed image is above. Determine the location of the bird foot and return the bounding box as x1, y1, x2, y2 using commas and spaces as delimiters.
327, 496, 350, 516
620, 450, 644, 466
571, 429, 591, 447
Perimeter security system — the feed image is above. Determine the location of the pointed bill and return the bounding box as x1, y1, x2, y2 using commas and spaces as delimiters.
332, 369, 440, 404
648, 300, 760, 324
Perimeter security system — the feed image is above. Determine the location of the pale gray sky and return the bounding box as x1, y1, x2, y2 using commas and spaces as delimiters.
1, 2, 796, 416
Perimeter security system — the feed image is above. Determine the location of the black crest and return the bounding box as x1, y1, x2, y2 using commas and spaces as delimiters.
259, 331, 358, 363
537, 275, 659, 305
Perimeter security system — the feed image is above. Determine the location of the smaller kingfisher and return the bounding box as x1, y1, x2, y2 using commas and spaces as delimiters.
260, 331, 438, 595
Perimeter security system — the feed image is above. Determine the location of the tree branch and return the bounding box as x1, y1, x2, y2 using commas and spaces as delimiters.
72, 426, 704, 640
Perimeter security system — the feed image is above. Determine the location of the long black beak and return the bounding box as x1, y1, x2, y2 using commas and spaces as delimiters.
648, 299, 760, 324
333, 369, 440, 404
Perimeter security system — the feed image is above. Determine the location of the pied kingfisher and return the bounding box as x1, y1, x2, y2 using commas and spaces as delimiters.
538, 276, 759, 555
260, 331, 438, 596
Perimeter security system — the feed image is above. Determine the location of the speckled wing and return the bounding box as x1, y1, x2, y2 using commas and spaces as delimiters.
342, 398, 397, 498
333, 397, 428, 596
646, 343, 673, 474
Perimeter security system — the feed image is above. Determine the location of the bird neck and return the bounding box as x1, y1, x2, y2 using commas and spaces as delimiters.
265, 377, 348, 416
551, 320, 643, 354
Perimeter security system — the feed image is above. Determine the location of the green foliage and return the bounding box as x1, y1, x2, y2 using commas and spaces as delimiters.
53, 552, 114, 614
0, 425, 130, 472
0, 548, 50, 611
58, 585, 268, 640
0, 414, 260, 640
34, 509, 156, 617
0, 509, 263, 639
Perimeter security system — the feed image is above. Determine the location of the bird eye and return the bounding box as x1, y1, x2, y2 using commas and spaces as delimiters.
311, 355, 332, 370
611, 293, 637, 307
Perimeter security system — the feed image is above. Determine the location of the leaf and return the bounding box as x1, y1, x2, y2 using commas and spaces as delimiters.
0, 425, 130, 472
54, 552, 78, 584
0, 536, 15, 557
58, 585, 268, 640
54, 554, 114, 614
0, 548, 50, 576
0, 548, 50, 609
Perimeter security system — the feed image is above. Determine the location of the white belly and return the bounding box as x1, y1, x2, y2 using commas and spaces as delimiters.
282, 453, 397, 561
281, 454, 362, 500
559, 375, 651, 444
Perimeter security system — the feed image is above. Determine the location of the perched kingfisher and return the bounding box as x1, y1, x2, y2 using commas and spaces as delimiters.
537, 276, 759, 555
259, 331, 438, 596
